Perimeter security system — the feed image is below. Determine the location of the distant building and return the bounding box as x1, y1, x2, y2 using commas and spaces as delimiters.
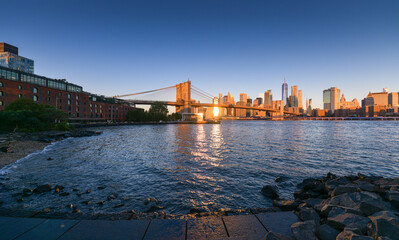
0, 43, 34, 74
298, 90, 303, 109
364, 90, 389, 106
290, 85, 298, 107
253, 97, 262, 107
323, 87, 341, 113
264, 90, 272, 108
389, 92, 399, 107
282, 79, 288, 106
340, 94, 360, 109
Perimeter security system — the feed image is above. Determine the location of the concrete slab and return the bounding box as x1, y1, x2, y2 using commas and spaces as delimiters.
144, 219, 185, 240
0, 216, 20, 227
58, 219, 150, 240
0, 217, 46, 240
222, 214, 267, 240
16, 219, 78, 240
187, 217, 228, 240
256, 211, 299, 237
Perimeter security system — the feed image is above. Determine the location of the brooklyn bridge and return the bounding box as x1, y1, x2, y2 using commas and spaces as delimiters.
114, 81, 300, 117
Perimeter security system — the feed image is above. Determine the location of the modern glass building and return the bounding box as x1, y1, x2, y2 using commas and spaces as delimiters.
0, 43, 34, 74
281, 79, 288, 106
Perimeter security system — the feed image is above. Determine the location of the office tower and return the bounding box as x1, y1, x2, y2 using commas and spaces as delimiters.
365, 89, 389, 106
264, 90, 272, 108
323, 87, 341, 113
298, 90, 303, 109
0, 43, 34, 73
240, 93, 247, 103
253, 97, 263, 107
290, 85, 298, 107
389, 92, 399, 107
282, 78, 288, 106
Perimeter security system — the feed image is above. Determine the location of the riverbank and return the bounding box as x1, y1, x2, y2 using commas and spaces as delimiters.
0, 130, 101, 169
1, 173, 398, 239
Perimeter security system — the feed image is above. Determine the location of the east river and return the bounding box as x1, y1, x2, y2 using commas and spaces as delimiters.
1, 121, 399, 214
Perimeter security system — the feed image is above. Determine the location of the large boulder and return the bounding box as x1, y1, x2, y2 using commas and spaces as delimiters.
384, 191, 399, 210
331, 184, 358, 197
261, 185, 279, 199
327, 213, 370, 231
336, 231, 374, 240
297, 207, 320, 225
290, 221, 318, 240
316, 224, 339, 240
273, 199, 299, 211
326, 192, 391, 216
367, 211, 399, 240
327, 206, 364, 218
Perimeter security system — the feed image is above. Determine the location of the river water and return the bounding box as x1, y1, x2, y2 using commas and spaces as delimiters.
1, 121, 399, 214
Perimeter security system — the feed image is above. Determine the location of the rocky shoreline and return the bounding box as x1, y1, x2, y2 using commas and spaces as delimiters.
0, 130, 102, 169
1, 173, 398, 239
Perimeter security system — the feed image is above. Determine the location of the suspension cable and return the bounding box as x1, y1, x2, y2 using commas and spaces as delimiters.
114, 85, 176, 98
191, 85, 215, 98
191, 89, 214, 101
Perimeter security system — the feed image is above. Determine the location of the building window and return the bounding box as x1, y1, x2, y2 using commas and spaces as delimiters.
68, 100, 71, 105
76, 95, 79, 100
76, 107, 79, 112
33, 87, 38, 93
76, 101, 79, 105
47, 90, 50, 94
0, 101, 3, 106
18, 94, 22, 98
0, 91, 3, 97
47, 97, 51, 102
18, 85, 22, 90
33, 95, 38, 102
68, 94, 71, 99
59, 92, 62, 97
0, 82, 3, 87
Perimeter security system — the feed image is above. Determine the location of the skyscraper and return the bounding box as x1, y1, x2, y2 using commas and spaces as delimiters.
282, 78, 288, 106
323, 87, 341, 113
264, 90, 272, 108
298, 90, 303, 109
290, 85, 298, 107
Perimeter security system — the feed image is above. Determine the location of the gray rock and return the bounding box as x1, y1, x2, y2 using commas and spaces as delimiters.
34, 184, 52, 193
345, 223, 367, 235
327, 213, 370, 231
290, 220, 318, 240
325, 178, 351, 192
59, 192, 70, 196
328, 206, 364, 218
261, 185, 280, 199
316, 224, 339, 240
354, 180, 376, 192
264, 231, 294, 240
368, 211, 399, 240
294, 189, 320, 200
146, 205, 164, 212
273, 199, 299, 211
297, 207, 320, 225
385, 191, 399, 210
331, 184, 358, 197
336, 230, 374, 240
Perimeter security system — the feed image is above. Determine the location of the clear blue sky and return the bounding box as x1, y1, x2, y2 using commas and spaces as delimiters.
3, 0, 399, 108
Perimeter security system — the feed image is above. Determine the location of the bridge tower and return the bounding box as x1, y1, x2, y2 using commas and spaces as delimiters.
176, 81, 191, 114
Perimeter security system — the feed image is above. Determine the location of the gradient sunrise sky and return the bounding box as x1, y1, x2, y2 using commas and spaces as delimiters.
2, 0, 399, 108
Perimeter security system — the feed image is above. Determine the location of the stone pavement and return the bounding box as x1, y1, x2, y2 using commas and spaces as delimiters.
0, 211, 299, 240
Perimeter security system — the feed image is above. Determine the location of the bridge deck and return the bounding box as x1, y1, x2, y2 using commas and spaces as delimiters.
0, 211, 299, 239
125, 100, 300, 116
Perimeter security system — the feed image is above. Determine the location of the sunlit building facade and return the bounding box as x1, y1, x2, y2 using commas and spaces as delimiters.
0, 43, 34, 74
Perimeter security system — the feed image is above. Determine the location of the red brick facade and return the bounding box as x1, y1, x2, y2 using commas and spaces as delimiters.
0, 77, 135, 122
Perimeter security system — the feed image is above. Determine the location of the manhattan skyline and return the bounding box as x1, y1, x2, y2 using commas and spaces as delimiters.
2, 0, 399, 108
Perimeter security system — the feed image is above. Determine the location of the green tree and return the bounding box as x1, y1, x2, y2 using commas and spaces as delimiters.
0, 98, 68, 132
148, 102, 168, 121
126, 109, 149, 122
168, 112, 182, 121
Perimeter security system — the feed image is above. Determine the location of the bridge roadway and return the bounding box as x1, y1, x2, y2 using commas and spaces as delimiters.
125, 100, 300, 116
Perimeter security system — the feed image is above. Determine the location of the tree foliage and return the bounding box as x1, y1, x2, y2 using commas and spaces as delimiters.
0, 98, 69, 132
126, 102, 181, 122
